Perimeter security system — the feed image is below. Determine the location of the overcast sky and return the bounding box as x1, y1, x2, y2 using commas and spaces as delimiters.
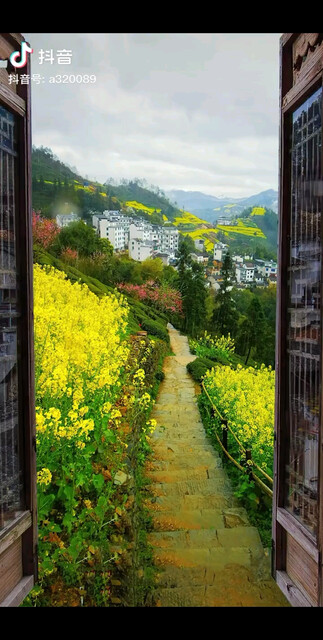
25, 33, 281, 198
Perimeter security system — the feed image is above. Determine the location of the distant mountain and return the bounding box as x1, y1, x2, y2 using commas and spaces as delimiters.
166, 189, 278, 223
240, 189, 278, 212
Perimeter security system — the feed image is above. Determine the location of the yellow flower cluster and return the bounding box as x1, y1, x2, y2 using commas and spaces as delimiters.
34, 264, 129, 399
133, 368, 145, 386
36, 405, 95, 441
198, 331, 235, 353
37, 468, 52, 486
203, 363, 275, 472
138, 392, 151, 408
146, 418, 157, 433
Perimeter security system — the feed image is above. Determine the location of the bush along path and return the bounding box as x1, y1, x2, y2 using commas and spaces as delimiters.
145, 325, 288, 607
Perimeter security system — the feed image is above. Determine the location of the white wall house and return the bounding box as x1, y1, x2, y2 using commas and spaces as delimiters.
98, 219, 128, 251
236, 264, 255, 283
258, 261, 278, 278
161, 227, 179, 255
56, 213, 79, 228
194, 238, 205, 252
213, 242, 228, 262
92, 212, 179, 262
129, 239, 153, 262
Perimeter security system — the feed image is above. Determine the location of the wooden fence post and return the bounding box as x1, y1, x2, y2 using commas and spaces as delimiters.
246, 449, 253, 482
222, 419, 228, 452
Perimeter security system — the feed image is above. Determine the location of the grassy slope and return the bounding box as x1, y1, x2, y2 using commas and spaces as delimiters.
33, 246, 170, 342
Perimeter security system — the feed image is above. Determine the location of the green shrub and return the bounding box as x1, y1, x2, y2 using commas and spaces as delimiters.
139, 316, 169, 342
189, 332, 235, 365
186, 356, 215, 382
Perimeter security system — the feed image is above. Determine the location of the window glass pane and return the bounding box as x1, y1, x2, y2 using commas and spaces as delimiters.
0, 105, 23, 531
285, 87, 322, 536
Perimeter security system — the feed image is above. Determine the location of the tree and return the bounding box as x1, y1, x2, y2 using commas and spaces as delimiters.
99, 238, 114, 256
176, 242, 207, 336
220, 251, 236, 288
182, 262, 208, 336
139, 257, 164, 283
161, 265, 179, 288
52, 220, 101, 257
238, 297, 266, 365
178, 234, 195, 254
212, 251, 238, 337
176, 238, 193, 276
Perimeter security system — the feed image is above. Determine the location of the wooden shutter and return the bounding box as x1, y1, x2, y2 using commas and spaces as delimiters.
273, 33, 323, 607
0, 33, 37, 607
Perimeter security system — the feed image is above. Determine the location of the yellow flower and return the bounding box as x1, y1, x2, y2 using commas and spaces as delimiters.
110, 408, 122, 420
37, 468, 52, 486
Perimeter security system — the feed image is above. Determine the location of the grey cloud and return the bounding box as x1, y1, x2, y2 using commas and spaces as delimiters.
25, 32, 281, 197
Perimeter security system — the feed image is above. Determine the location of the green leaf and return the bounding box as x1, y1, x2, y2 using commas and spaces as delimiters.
92, 473, 105, 491
94, 495, 108, 519
62, 512, 74, 532
42, 557, 54, 572
63, 485, 74, 501
67, 535, 83, 562
37, 492, 56, 520
75, 473, 85, 487
103, 428, 116, 443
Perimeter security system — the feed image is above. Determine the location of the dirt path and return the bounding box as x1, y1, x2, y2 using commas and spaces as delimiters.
146, 325, 288, 607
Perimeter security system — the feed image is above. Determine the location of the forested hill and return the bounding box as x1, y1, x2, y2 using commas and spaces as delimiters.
32, 146, 277, 257
32, 146, 179, 224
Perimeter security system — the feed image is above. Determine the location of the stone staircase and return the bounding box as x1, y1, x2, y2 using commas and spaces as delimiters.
145, 325, 288, 607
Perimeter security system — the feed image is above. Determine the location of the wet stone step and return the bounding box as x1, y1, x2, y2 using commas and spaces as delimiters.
151, 478, 233, 497
153, 546, 253, 571
147, 467, 226, 484
148, 493, 239, 512
149, 456, 222, 471
156, 580, 286, 607
148, 526, 262, 550
152, 509, 225, 531
152, 442, 216, 455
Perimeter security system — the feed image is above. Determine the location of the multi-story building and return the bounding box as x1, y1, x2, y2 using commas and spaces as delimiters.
129, 239, 153, 262
161, 227, 179, 256
236, 262, 255, 284
254, 259, 278, 279
213, 242, 228, 262
92, 211, 127, 232
96, 218, 127, 251
92, 212, 179, 261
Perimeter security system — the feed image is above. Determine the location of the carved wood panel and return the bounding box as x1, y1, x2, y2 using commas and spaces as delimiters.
293, 34, 323, 85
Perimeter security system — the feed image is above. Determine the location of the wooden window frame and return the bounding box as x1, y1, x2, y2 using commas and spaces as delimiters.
0, 33, 37, 606
273, 33, 323, 607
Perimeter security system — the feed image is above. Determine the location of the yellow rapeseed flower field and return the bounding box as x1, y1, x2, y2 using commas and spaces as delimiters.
203, 363, 275, 474
34, 264, 129, 400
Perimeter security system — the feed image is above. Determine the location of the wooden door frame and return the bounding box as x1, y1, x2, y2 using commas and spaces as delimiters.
273, 32, 323, 607
0, 32, 37, 606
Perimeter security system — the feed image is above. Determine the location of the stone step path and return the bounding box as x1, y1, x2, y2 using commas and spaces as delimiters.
146, 324, 288, 607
